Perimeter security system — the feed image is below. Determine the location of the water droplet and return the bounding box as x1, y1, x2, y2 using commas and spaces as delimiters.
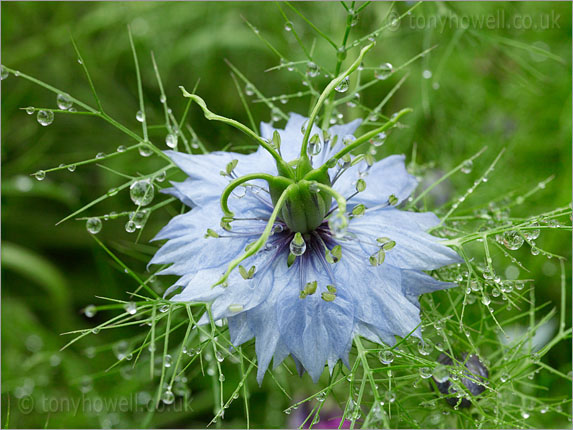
165, 133, 178, 148
96, 152, 105, 159
37, 110, 54, 126
25, 106, 35, 115
378, 350, 394, 364
84, 304, 97, 318
138, 141, 153, 157
502, 230, 524, 250
244, 84, 255, 96
370, 131, 386, 147
328, 211, 348, 238
86, 217, 102, 234
335, 77, 349, 93
284, 21, 293, 32
289, 235, 306, 256
306, 61, 319, 78
461, 159, 473, 174
307, 134, 323, 156
56, 93, 73, 110
79, 376, 93, 393
481, 295, 491, 305
161, 390, 175, 405
219, 373, 226, 382
0, 65, 9, 80
418, 341, 432, 356
130, 179, 154, 206
160, 94, 167, 103
422, 69, 432, 79
232, 185, 247, 198
159, 304, 169, 313
419, 366, 432, 379
432, 82, 440, 90
33, 170, 46, 181
375, 63, 393, 80
164, 354, 172, 367
520, 410, 530, 419
523, 223, 540, 240
500, 372, 510, 382
124, 301, 137, 315
125, 220, 137, 233
113, 340, 129, 360
385, 390, 396, 403
116, 145, 126, 153
136, 110, 145, 123
432, 364, 449, 383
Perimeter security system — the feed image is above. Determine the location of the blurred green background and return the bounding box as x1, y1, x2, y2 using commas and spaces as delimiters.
1, 2, 571, 428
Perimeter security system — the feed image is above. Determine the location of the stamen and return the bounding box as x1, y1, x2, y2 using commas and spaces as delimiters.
212, 183, 297, 288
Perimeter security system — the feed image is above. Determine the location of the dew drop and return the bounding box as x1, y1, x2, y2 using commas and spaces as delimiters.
116, 145, 126, 153
113, 340, 129, 360
378, 350, 394, 364
370, 131, 386, 147
86, 217, 102, 234
96, 152, 105, 159
215, 351, 224, 363
130, 179, 155, 206
56, 93, 73, 110
136, 110, 145, 123
160, 94, 167, 104
419, 366, 432, 379
0, 65, 9, 80
418, 341, 432, 356
25, 106, 35, 115
33, 170, 46, 181
422, 69, 433, 79
124, 301, 137, 315
279, 95, 288, 104
244, 84, 255, 96
125, 220, 137, 233
164, 354, 172, 367
84, 304, 97, 318
502, 230, 524, 250
284, 21, 293, 32
37, 110, 54, 126
481, 295, 491, 306
138, 141, 153, 157
161, 390, 175, 405
219, 373, 226, 382
289, 236, 307, 256
306, 61, 319, 78
328, 211, 348, 238
159, 304, 170, 313
461, 159, 473, 174
307, 134, 323, 156
500, 372, 510, 382
165, 133, 178, 148
375, 63, 393, 80
335, 77, 349, 93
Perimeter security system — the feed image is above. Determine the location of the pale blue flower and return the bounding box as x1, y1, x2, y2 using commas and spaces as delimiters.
151, 113, 461, 383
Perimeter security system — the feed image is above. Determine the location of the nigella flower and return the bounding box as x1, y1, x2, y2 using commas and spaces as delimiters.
151, 48, 460, 383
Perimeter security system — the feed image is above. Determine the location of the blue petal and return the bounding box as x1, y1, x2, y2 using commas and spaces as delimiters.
348, 208, 461, 270
334, 154, 417, 207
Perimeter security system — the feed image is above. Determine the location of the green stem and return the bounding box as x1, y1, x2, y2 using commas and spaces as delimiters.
300, 43, 375, 158
213, 183, 297, 288
179, 87, 293, 177
319, 107, 412, 171
220, 173, 292, 217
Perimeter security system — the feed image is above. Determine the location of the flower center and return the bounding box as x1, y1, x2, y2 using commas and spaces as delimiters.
268, 157, 333, 234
